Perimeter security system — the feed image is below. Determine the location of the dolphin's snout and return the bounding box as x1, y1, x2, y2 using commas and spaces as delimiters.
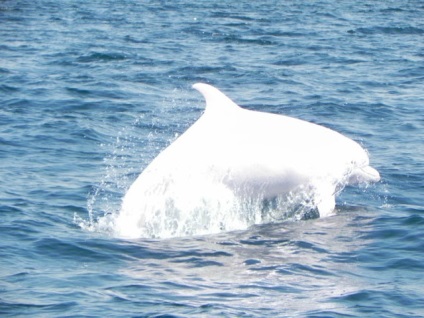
348, 165, 380, 185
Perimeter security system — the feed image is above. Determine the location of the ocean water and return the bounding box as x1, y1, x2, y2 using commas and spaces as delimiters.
1, 0, 423, 316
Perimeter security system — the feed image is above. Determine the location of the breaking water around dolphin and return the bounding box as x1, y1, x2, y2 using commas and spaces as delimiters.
1, 0, 424, 317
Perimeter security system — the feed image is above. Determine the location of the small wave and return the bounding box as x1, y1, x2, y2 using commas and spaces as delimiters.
350, 26, 424, 35
76, 51, 128, 63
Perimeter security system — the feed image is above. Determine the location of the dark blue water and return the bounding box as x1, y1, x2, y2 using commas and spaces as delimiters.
1, 0, 423, 316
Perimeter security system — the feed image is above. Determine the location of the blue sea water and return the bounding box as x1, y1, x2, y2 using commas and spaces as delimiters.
1, 0, 424, 316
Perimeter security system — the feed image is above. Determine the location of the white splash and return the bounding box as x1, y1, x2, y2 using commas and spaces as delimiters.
112, 83, 380, 239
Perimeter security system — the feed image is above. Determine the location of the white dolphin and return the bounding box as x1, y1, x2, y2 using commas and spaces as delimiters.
116, 83, 380, 238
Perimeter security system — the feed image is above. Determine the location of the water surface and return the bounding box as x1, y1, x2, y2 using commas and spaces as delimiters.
1, 0, 423, 316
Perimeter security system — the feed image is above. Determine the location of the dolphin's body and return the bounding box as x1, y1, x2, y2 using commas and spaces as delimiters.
116, 83, 380, 238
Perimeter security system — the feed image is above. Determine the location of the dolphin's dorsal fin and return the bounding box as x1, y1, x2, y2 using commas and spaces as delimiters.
192, 83, 240, 114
